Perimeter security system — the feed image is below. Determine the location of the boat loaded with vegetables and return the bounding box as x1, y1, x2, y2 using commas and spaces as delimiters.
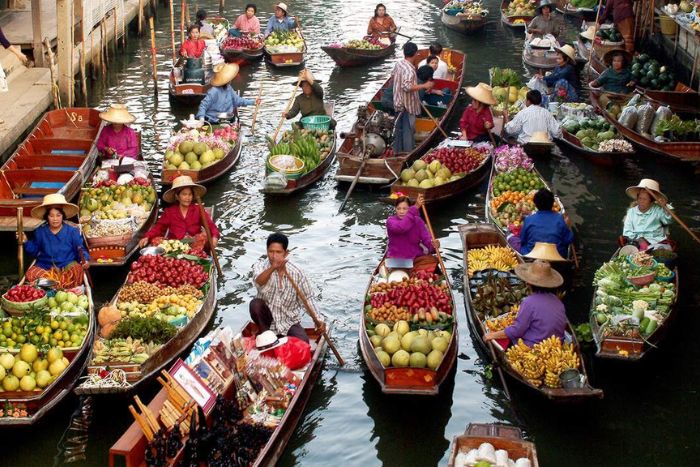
322, 36, 396, 67
75, 244, 217, 395
441, 0, 489, 35
589, 249, 678, 361
460, 223, 602, 401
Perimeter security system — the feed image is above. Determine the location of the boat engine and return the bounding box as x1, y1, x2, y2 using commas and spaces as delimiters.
353, 106, 395, 156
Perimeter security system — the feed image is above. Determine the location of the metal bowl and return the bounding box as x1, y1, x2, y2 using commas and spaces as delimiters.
140, 246, 165, 256
35, 278, 57, 289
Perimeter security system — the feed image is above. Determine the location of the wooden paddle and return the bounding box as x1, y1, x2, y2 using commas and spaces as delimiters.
645, 188, 700, 246
283, 269, 345, 366
273, 76, 303, 142
16, 208, 24, 278
76, 247, 93, 290
420, 203, 451, 290
338, 134, 371, 214
419, 101, 450, 139
195, 195, 223, 276
250, 85, 263, 134
169, 0, 177, 63
586, 0, 605, 81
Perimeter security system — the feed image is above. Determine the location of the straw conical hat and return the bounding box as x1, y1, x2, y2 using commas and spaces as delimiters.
211, 63, 240, 87
525, 242, 566, 262
275, 2, 289, 13
625, 178, 667, 203
465, 83, 497, 106
555, 44, 577, 63
603, 48, 632, 67
31, 193, 79, 220
529, 131, 552, 144
99, 104, 136, 124
515, 260, 563, 288
580, 26, 596, 41
163, 175, 207, 204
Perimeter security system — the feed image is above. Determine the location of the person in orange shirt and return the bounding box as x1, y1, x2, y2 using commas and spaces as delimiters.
367, 3, 397, 42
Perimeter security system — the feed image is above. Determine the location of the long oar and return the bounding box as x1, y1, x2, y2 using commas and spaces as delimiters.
338, 133, 371, 214
420, 204, 450, 289
645, 188, 700, 246
284, 270, 345, 366
419, 101, 449, 139
195, 196, 223, 276
76, 247, 93, 290
586, 0, 605, 81
273, 77, 302, 142
16, 208, 24, 278
250, 85, 263, 134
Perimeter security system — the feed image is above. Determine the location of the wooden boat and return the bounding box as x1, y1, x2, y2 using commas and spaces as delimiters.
448, 423, 539, 467
522, 40, 559, 71
0, 273, 95, 426
388, 143, 492, 204
440, 7, 488, 34
555, 0, 596, 20
168, 68, 209, 106
108, 322, 328, 466
500, 0, 533, 30
335, 49, 465, 186
161, 132, 243, 186
0, 108, 102, 232
522, 141, 554, 158
590, 91, 700, 164
460, 223, 603, 401
589, 249, 679, 361
556, 129, 633, 166
221, 43, 265, 66
321, 42, 396, 67
359, 257, 458, 395
265, 29, 307, 67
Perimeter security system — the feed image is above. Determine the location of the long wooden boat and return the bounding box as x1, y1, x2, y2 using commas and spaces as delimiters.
440, 8, 488, 34
460, 223, 603, 401
321, 42, 396, 67
222, 43, 265, 66
335, 48, 465, 186
590, 91, 700, 163
589, 249, 679, 361
555, 0, 596, 20
522, 42, 559, 71
108, 322, 328, 466
556, 129, 633, 166
161, 132, 243, 186
359, 257, 458, 395
168, 68, 209, 106
500, 0, 533, 29
0, 273, 95, 426
448, 423, 539, 467
0, 108, 102, 232
265, 29, 307, 67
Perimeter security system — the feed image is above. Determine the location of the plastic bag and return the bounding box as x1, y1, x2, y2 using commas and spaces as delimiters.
273, 337, 312, 370
618, 106, 638, 129
650, 106, 672, 136
635, 103, 655, 135
527, 76, 549, 95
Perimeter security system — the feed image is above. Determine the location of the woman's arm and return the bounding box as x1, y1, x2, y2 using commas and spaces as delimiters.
24, 234, 39, 258
144, 209, 172, 240
418, 220, 435, 253
72, 226, 90, 263
196, 90, 214, 119
622, 208, 637, 239
201, 208, 220, 240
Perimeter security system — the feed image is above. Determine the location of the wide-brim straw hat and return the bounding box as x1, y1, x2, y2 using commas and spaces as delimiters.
603, 48, 633, 67
465, 82, 497, 106
515, 260, 564, 288
625, 178, 667, 204
555, 44, 577, 64
211, 63, 240, 87
536, 0, 555, 14
31, 193, 79, 220
580, 26, 596, 41
99, 104, 136, 124
255, 330, 288, 351
525, 242, 566, 262
529, 131, 552, 144
163, 175, 207, 204
275, 2, 289, 13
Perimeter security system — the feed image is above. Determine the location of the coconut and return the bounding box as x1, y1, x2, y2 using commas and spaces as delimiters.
391, 349, 410, 368
412, 159, 427, 171
419, 179, 434, 189
414, 169, 428, 182
400, 168, 415, 182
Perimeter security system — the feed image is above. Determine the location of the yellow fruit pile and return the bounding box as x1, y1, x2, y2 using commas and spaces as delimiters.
146, 294, 201, 318
485, 303, 520, 331
467, 245, 519, 277
506, 336, 580, 388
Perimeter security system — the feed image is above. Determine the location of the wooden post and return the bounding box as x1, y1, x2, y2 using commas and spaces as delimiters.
219, 0, 224, 16
185, 1, 190, 26
149, 16, 158, 91
31, 0, 44, 67
114, 7, 118, 53
170, 0, 176, 63
180, 1, 185, 44
56, 0, 74, 107
139, 0, 144, 35
44, 38, 59, 108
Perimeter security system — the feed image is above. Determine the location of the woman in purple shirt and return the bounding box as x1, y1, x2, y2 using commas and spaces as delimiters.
386, 194, 439, 260
484, 260, 566, 347
96, 104, 140, 160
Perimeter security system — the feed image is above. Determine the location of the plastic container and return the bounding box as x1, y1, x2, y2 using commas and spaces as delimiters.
300, 115, 331, 131
659, 15, 678, 36
266, 155, 305, 180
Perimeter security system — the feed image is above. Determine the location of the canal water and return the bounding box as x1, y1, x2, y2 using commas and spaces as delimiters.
1, 1, 699, 465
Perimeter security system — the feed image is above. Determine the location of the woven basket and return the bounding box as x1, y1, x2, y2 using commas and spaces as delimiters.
1, 294, 48, 316
86, 232, 132, 248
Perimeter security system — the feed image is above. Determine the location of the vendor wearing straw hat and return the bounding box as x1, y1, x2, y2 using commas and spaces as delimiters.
484, 260, 566, 348
527, 0, 564, 39
96, 104, 140, 159
589, 49, 635, 94
283, 69, 336, 130
621, 179, 674, 251
264, 3, 296, 37
139, 175, 219, 249
535, 44, 579, 103
18, 194, 90, 289
517, 188, 573, 258
196, 63, 260, 124
459, 83, 496, 143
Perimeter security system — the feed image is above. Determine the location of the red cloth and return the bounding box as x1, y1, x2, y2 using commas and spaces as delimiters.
179, 39, 206, 58
598, 0, 634, 24
144, 204, 219, 242
273, 337, 311, 370
459, 104, 493, 141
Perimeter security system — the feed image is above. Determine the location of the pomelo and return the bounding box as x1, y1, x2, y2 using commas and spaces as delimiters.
391, 349, 410, 368
374, 323, 390, 337
409, 352, 427, 368
427, 350, 444, 370
382, 336, 401, 355
375, 350, 391, 367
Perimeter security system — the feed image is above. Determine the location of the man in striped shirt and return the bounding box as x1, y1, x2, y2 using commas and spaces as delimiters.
250, 233, 325, 343
504, 90, 562, 144
392, 42, 434, 153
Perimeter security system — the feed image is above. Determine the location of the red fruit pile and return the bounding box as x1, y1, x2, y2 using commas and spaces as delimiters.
369, 272, 452, 315
423, 147, 487, 174
130, 177, 151, 187
222, 37, 262, 51
128, 255, 208, 288
5, 285, 46, 302
94, 179, 117, 188
213, 126, 238, 142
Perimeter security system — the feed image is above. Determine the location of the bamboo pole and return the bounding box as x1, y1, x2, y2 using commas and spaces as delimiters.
250, 85, 263, 134
44, 38, 59, 108
138, 0, 144, 35
219, 0, 225, 16
113, 7, 118, 53
90, 26, 95, 80
169, 0, 177, 63
185, 1, 191, 25
69, 1, 75, 108
80, 46, 87, 105
645, 189, 700, 246
121, 0, 127, 48
149, 16, 158, 91
16, 209, 24, 278
194, 196, 222, 276
586, 0, 605, 80
273, 77, 302, 142
180, 1, 186, 44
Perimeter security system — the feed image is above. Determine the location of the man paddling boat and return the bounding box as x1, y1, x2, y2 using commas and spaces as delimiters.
250, 233, 326, 343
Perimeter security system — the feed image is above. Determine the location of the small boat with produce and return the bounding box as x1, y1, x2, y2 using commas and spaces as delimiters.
220, 35, 265, 66
441, 1, 489, 35
0, 274, 95, 425
161, 123, 243, 186
555, 0, 597, 19
264, 30, 306, 67
589, 249, 678, 361
108, 321, 328, 466
321, 37, 396, 67
459, 223, 603, 401
448, 423, 539, 467
168, 68, 210, 106
389, 141, 492, 204
500, 0, 534, 30
359, 259, 458, 396
522, 35, 559, 71
335, 49, 465, 186
0, 108, 102, 232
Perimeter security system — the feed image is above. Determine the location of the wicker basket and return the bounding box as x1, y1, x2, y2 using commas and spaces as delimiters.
266, 155, 305, 180
1, 294, 48, 316
593, 40, 625, 59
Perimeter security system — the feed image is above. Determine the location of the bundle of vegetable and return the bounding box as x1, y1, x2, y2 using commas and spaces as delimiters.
654, 115, 700, 142
561, 115, 620, 151
493, 145, 534, 172
467, 245, 519, 276
596, 26, 622, 42
265, 30, 304, 53
631, 54, 676, 91
108, 316, 177, 344
471, 271, 527, 319
90, 337, 160, 365
598, 139, 633, 153
506, 336, 580, 388
489, 67, 522, 88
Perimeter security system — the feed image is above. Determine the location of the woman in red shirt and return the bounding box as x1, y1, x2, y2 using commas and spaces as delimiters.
179, 25, 206, 58
139, 176, 219, 248
459, 83, 496, 143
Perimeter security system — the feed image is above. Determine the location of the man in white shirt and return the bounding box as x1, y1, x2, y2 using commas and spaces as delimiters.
504, 90, 562, 144
417, 42, 448, 80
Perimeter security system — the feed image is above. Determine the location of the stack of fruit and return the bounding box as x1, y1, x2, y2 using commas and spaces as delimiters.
342, 38, 385, 50
367, 320, 451, 370
164, 128, 235, 172
466, 245, 519, 277
127, 255, 209, 288
221, 35, 263, 51
631, 55, 676, 91
485, 304, 520, 331
267, 128, 333, 174
505, 0, 535, 17
0, 312, 89, 350
2, 285, 47, 313
506, 336, 580, 388
560, 115, 624, 151
264, 30, 304, 53
398, 145, 489, 189
492, 168, 545, 197
444, 0, 488, 17
80, 181, 156, 238
90, 338, 159, 365
0, 345, 70, 393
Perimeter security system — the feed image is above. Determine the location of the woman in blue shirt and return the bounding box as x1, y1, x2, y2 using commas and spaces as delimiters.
536, 44, 579, 102
621, 178, 673, 250
264, 3, 296, 37
196, 63, 260, 123
19, 194, 89, 288
519, 188, 573, 258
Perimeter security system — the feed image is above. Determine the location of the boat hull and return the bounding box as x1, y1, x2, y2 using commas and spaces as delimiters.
441, 11, 487, 34
321, 44, 395, 67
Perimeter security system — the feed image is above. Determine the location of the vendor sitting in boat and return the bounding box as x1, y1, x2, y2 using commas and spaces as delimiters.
196, 63, 259, 124
19, 194, 89, 289
527, 0, 564, 39
250, 232, 326, 343
589, 49, 635, 94
264, 3, 296, 37
230, 3, 261, 36
367, 4, 397, 44
139, 175, 219, 249
96, 104, 140, 160
195, 9, 215, 39
535, 45, 579, 103
283, 69, 336, 130
387, 194, 439, 264
484, 260, 566, 348
417, 42, 449, 80
416, 60, 452, 107
179, 24, 206, 58
621, 179, 674, 251
459, 83, 496, 143
504, 90, 562, 144
518, 189, 573, 258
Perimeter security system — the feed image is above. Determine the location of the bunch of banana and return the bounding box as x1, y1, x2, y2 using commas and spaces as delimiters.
485, 303, 520, 331
269, 141, 292, 156
91, 338, 160, 365
290, 136, 321, 172
467, 245, 518, 276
